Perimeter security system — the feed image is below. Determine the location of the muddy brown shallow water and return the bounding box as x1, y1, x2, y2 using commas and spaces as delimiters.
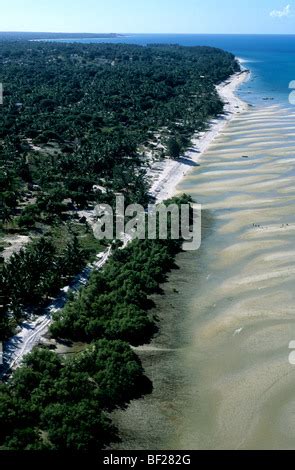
112, 105, 295, 450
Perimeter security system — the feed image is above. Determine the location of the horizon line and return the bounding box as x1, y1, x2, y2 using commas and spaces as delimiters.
2, 31, 295, 36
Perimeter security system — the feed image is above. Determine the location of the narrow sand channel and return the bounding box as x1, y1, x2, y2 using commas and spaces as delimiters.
112, 104, 295, 450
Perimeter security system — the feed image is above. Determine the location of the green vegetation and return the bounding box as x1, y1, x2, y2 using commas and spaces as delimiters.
0, 341, 150, 450
0, 41, 238, 226
0, 40, 238, 450
0, 225, 105, 340
0, 195, 193, 450
0, 41, 238, 342
50, 195, 193, 345
167, 136, 182, 160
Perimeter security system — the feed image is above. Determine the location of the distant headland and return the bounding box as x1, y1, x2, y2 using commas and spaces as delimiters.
0, 31, 124, 41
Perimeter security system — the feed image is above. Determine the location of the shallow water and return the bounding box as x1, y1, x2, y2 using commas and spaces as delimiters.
173, 104, 295, 450
112, 104, 295, 450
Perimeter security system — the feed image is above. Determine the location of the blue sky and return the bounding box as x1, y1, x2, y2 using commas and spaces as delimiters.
0, 0, 295, 34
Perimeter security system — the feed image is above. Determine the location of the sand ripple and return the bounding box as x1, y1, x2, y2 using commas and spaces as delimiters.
174, 105, 295, 450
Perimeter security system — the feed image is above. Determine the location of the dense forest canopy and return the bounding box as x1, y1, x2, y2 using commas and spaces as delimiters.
0, 41, 239, 450
0, 41, 239, 220
0, 195, 192, 450
0, 41, 238, 339
0, 340, 151, 450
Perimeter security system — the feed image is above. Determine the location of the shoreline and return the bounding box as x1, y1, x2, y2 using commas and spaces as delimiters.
149, 69, 250, 203
2, 68, 250, 374
109, 68, 251, 449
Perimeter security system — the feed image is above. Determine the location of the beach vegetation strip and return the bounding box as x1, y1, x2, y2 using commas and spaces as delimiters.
0, 196, 192, 450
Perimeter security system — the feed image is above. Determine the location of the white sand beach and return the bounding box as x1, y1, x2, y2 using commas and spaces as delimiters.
2, 68, 250, 373
149, 70, 250, 202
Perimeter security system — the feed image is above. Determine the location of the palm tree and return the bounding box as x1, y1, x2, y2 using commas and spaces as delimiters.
0, 206, 13, 225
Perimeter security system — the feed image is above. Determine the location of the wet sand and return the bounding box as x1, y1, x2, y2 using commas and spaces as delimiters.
148, 71, 249, 203
112, 104, 295, 450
